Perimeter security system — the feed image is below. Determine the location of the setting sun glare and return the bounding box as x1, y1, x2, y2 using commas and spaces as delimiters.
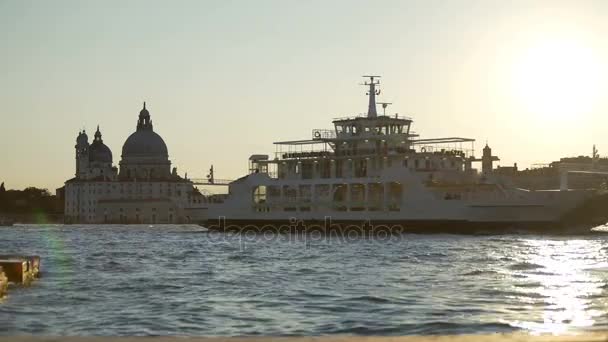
511, 38, 606, 120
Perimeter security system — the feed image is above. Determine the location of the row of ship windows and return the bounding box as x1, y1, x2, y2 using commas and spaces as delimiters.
69, 183, 186, 192
280, 158, 462, 179
254, 206, 402, 213
70, 189, 184, 196
76, 214, 175, 223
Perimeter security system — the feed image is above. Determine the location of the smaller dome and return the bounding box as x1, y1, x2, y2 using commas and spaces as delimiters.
89, 140, 113, 163
89, 126, 112, 163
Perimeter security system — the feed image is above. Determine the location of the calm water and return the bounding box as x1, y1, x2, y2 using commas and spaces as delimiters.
2, 224, 608, 336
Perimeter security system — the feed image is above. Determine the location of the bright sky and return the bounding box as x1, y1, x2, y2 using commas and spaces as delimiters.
2, 0, 608, 191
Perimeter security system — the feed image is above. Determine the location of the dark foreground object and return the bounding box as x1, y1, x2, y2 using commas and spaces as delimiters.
3, 333, 608, 342
0, 255, 40, 299
2, 255, 41, 278
0, 266, 7, 298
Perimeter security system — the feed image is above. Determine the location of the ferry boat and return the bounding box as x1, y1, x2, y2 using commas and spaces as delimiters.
197, 76, 598, 233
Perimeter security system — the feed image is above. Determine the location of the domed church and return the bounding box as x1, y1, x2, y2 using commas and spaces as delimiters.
64, 103, 205, 224
120, 103, 172, 181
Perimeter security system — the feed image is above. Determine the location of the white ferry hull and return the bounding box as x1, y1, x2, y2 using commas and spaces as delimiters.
196, 174, 596, 234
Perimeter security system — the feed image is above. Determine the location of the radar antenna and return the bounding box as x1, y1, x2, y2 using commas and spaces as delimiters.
206, 165, 215, 185
377, 102, 392, 116
361, 75, 381, 118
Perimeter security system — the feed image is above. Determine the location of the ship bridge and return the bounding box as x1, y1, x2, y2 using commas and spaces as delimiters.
247, 76, 478, 181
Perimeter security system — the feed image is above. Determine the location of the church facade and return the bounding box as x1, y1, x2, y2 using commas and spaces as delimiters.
64, 104, 205, 224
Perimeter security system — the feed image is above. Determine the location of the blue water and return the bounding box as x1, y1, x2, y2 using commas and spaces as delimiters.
2, 224, 608, 336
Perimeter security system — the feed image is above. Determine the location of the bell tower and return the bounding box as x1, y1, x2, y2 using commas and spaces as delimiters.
482, 143, 499, 175
75, 130, 90, 179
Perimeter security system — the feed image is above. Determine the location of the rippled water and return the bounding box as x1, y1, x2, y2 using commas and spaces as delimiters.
2, 224, 608, 336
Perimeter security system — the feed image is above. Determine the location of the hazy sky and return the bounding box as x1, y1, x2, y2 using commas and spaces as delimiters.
2, 0, 608, 191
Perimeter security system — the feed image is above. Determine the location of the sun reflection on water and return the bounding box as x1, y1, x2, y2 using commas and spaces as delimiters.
505, 238, 608, 334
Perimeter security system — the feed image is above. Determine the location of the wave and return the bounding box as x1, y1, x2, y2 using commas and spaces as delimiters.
508, 262, 545, 271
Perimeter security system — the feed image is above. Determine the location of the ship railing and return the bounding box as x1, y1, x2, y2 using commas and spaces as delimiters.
276, 146, 469, 161
332, 114, 413, 121
279, 151, 332, 159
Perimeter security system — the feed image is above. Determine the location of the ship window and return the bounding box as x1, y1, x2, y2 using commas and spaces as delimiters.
253, 185, 267, 204
355, 159, 367, 178
268, 186, 281, 199
350, 183, 365, 211
301, 162, 313, 179
387, 182, 402, 211
368, 183, 384, 211
320, 160, 331, 178
333, 184, 347, 202
335, 160, 343, 178
299, 185, 312, 203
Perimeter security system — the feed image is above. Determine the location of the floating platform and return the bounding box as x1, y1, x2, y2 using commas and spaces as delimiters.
0, 255, 40, 278
0, 259, 33, 284
0, 266, 7, 298
0, 255, 41, 300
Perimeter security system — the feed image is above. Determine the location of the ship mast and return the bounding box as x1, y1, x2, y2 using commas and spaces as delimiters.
362, 75, 381, 118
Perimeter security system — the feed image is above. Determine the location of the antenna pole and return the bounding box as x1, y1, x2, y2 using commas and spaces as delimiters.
362, 75, 381, 118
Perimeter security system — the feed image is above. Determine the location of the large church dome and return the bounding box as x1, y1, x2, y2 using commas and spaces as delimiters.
121, 103, 169, 159
122, 130, 168, 158
119, 102, 172, 180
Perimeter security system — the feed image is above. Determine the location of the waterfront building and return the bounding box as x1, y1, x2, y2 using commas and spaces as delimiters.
63, 104, 204, 224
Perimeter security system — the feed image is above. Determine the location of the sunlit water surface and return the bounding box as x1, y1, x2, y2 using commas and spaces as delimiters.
1, 224, 608, 336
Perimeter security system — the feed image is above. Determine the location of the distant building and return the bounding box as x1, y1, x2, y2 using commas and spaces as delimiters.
64, 103, 204, 224
498, 146, 608, 190
481, 144, 500, 175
